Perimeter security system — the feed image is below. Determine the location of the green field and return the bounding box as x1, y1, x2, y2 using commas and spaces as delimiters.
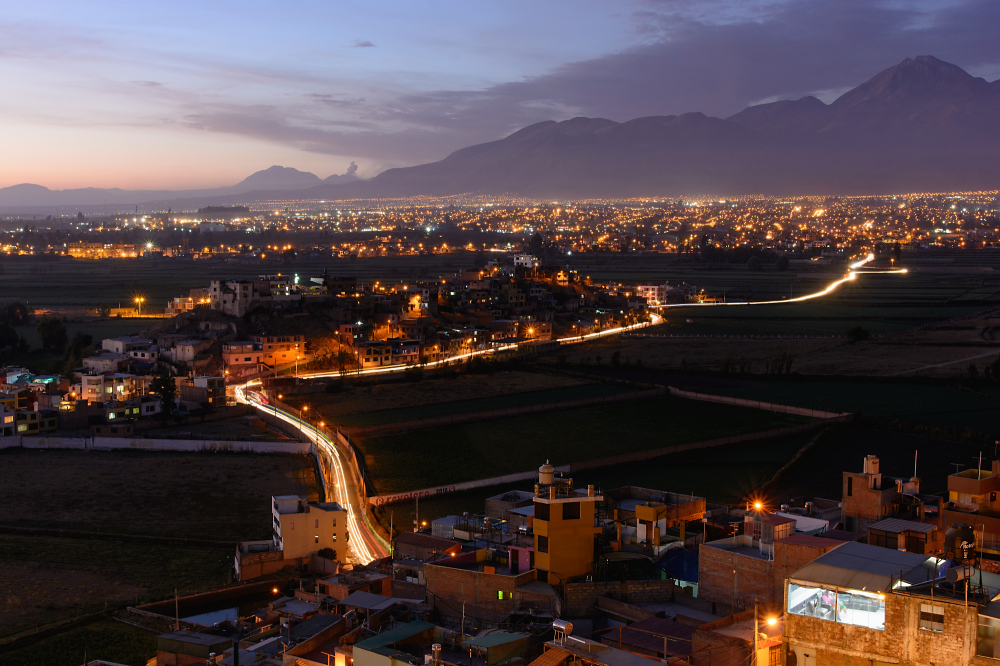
359, 395, 812, 495
337, 383, 633, 428
371, 427, 821, 535
0, 619, 157, 666
703, 381, 1000, 439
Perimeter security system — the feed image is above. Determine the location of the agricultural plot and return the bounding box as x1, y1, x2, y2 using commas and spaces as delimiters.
705, 382, 1000, 439
0, 619, 157, 666
0, 536, 229, 640
334, 383, 632, 428
371, 427, 821, 536
288, 370, 590, 421
0, 449, 320, 540
357, 395, 812, 495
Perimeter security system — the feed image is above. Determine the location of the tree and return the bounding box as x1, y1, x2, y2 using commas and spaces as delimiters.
2, 302, 31, 326
150, 369, 176, 418
0, 323, 18, 350
97, 303, 112, 318
36, 317, 68, 351
528, 232, 544, 256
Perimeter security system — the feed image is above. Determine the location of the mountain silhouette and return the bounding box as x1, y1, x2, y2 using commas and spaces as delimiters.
1, 56, 997, 211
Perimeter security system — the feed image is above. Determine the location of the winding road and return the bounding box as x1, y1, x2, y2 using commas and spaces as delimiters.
234, 253, 905, 563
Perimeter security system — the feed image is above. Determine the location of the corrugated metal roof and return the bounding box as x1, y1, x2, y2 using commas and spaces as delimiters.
790, 541, 932, 591
867, 518, 938, 534
468, 632, 530, 648
528, 647, 571, 666
354, 621, 436, 650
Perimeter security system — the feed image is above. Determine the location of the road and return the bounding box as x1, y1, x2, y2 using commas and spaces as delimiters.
234, 384, 387, 563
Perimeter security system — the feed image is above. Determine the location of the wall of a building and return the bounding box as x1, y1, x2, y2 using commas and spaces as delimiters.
698, 541, 773, 609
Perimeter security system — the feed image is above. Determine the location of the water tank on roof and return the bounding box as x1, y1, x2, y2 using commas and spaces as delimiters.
945, 523, 977, 563
539, 460, 555, 485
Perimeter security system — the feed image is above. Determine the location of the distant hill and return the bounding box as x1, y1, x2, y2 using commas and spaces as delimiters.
1, 56, 997, 211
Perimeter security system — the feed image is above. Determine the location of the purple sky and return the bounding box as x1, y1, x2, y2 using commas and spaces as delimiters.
2, 0, 998, 189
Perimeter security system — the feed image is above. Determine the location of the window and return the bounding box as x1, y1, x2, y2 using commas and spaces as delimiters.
920, 604, 944, 632
332, 534, 337, 541
978, 616, 1000, 658
562, 502, 580, 520
847, 477, 853, 496
787, 583, 836, 622
537, 535, 549, 553
332, 518, 337, 527
836, 590, 885, 631
534, 501, 550, 521
315, 535, 319, 543
315, 519, 319, 528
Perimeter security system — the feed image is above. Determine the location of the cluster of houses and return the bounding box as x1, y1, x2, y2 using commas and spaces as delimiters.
164, 257, 677, 382
197, 455, 1000, 666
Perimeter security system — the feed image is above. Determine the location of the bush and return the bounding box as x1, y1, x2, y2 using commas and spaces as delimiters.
846, 326, 870, 342
317, 547, 335, 559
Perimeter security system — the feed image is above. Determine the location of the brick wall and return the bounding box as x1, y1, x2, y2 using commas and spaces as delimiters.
698, 542, 773, 609
424, 563, 535, 624
563, 579, 677, 617
784, 593, 979, 665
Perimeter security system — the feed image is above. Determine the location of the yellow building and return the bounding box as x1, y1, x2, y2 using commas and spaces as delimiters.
532, 461, 602, 585
272, 495, 348, 561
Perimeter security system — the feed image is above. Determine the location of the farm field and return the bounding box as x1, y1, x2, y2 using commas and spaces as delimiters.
370, 427, 822, 536
0, 450, 320, 540
357, 395, 812, 495
703, 381, 1000, 439
0, 536, 229, 640
332, 382, 633, 428
0, 618, 158, 666
287, 370, 590, 421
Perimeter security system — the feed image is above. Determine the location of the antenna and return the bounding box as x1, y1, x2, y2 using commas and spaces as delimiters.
914, 450, 918, 479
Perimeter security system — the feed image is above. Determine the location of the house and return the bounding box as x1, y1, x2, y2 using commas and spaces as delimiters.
273, 495, 348, 561
842, 455, 940, 533
781, 540, 998, 665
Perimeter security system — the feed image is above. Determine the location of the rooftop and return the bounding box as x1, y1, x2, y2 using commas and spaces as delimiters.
791, 541, 932, 592
867, 517, 938, 534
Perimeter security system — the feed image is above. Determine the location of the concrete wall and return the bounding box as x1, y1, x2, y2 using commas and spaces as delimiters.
8, 435, 309, 454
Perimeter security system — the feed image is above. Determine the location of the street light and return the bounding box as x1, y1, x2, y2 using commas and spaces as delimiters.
300, 405, 308, 440
134, 296, 145, 316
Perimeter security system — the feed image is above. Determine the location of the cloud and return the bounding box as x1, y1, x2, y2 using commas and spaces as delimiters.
178, 0, 1000, 169
353, 40, 376, 48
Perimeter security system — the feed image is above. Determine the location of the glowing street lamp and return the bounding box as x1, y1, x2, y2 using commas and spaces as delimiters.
134, 296, 145, 316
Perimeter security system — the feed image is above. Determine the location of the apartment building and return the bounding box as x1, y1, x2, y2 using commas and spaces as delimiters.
532, 461, 603, 585
272, 495, 348, 561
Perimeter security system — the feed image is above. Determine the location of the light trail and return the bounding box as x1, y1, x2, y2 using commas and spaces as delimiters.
649, 254, 906, 310
234, 383, 383, 563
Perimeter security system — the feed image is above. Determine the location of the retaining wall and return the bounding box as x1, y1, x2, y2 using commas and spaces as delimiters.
667, 387, 848, 419
5, 435, 309, 454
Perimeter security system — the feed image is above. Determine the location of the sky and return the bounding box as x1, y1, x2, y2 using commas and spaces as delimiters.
1, 0, 998, 190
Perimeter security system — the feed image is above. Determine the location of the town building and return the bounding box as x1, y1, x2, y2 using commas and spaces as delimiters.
532, 461, 602, 585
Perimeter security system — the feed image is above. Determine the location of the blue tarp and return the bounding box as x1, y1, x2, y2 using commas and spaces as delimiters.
655, 548, 699, 583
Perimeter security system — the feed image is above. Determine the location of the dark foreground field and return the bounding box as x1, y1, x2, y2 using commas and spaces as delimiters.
0, 450, 320, 645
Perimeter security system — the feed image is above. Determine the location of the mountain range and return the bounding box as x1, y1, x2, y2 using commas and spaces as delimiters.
2, 56, 998, 212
